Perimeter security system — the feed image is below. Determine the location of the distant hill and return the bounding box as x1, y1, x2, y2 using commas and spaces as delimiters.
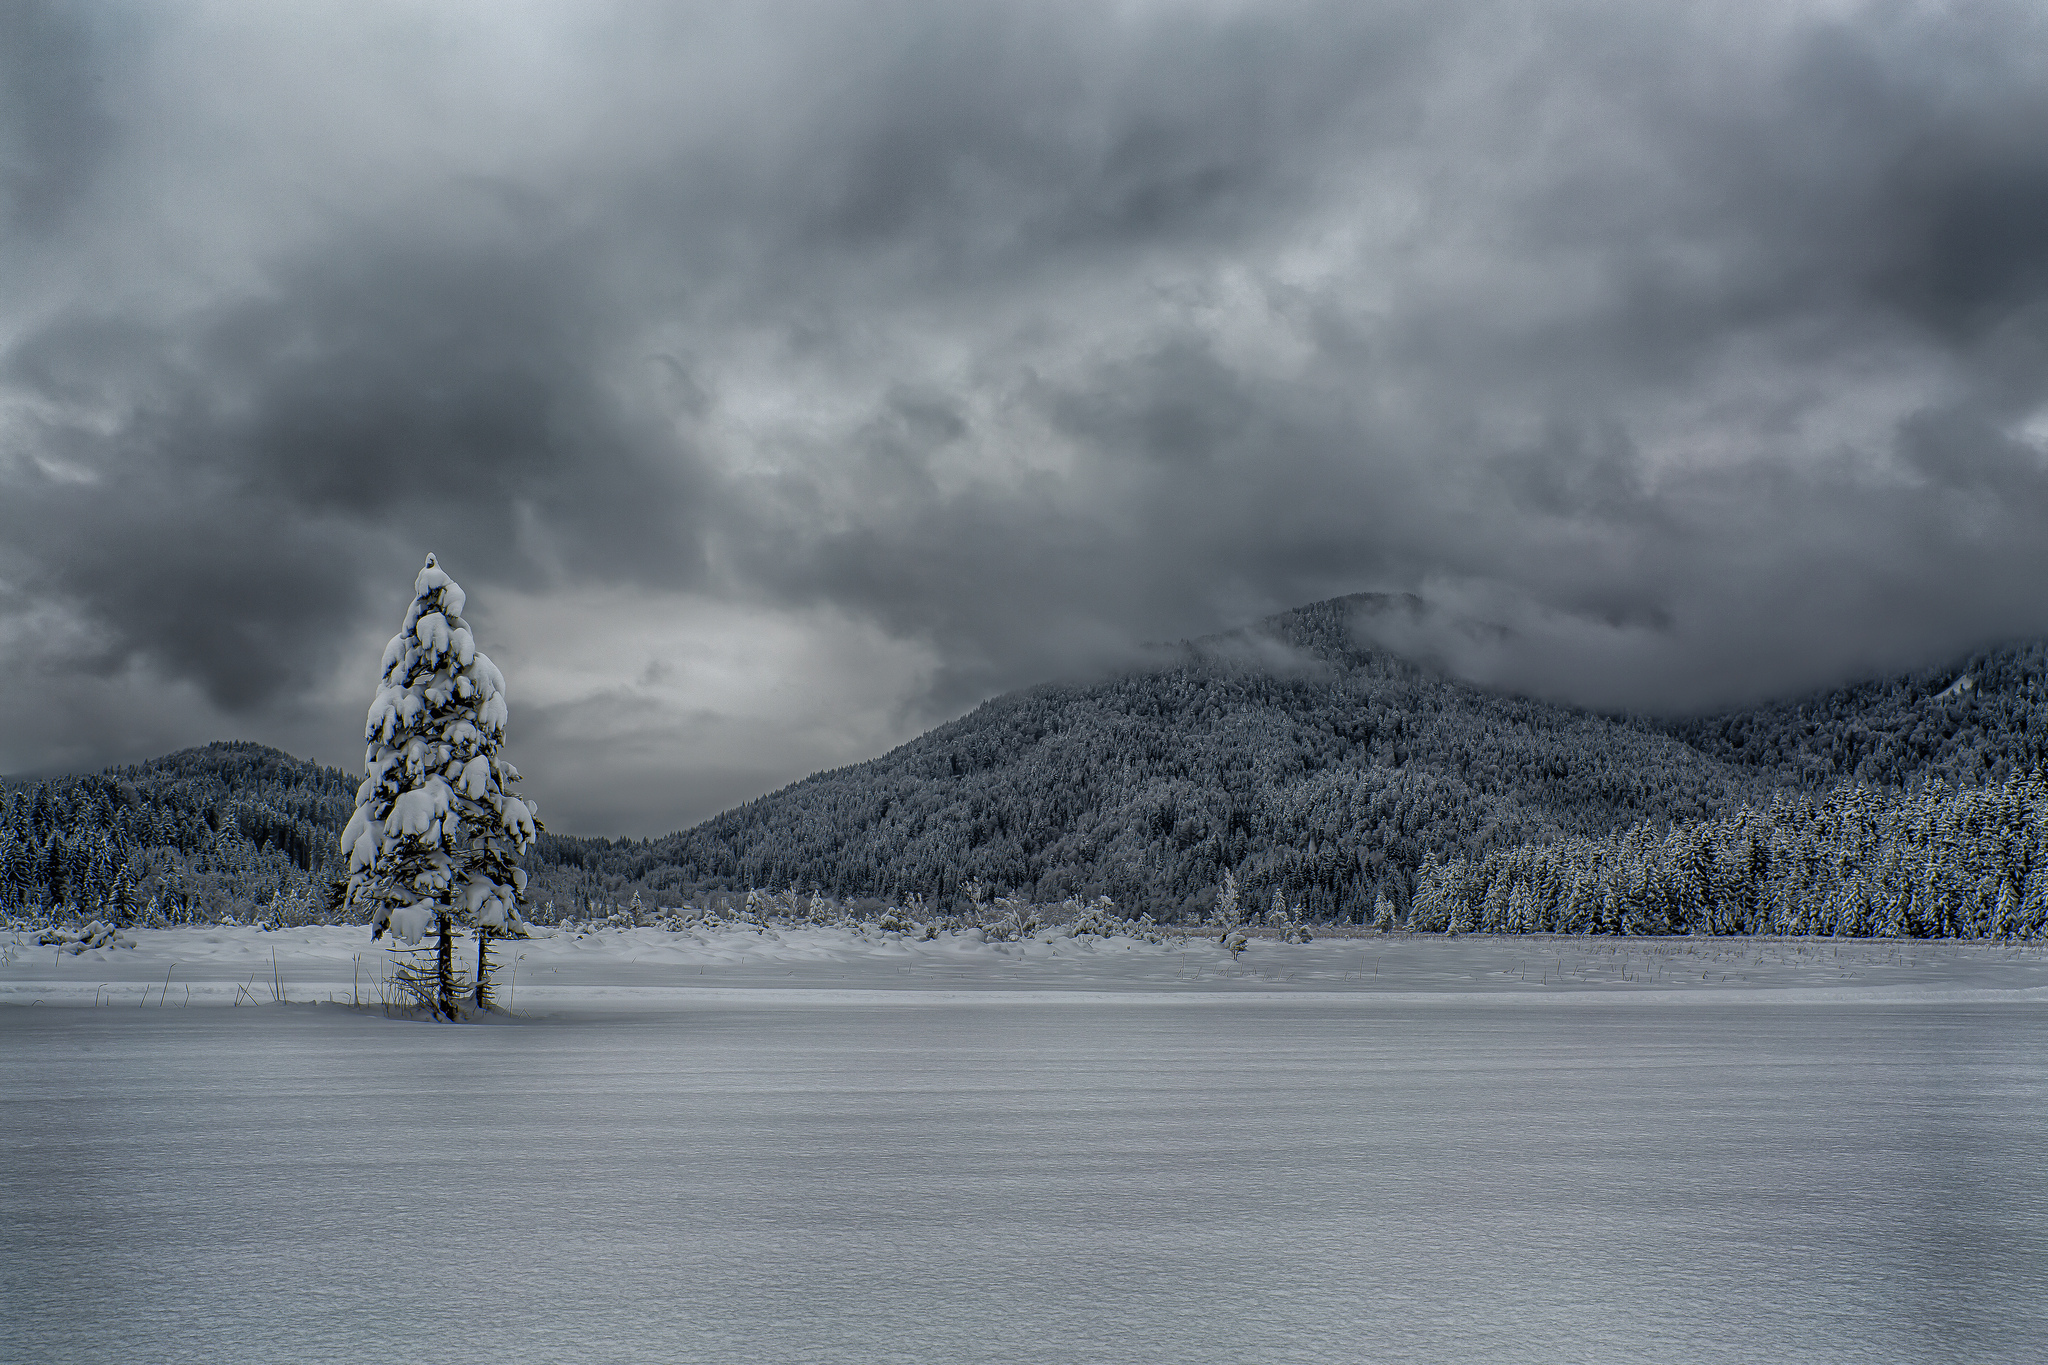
628, 596, 2048, 919
5, 595, 2044, 923
0, 741, 357, 921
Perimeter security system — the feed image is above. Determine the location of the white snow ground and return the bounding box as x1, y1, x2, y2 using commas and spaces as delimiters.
4, 927, 2047, 1364
6, 922, 2048, 1007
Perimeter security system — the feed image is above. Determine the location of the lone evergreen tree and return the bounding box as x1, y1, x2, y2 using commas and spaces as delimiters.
342, 554, 541, 1017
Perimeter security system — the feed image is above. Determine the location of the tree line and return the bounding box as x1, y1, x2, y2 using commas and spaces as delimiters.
1410, 777, 2048, 939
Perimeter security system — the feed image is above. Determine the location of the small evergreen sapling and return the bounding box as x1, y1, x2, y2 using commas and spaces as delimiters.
1211, 868, 1241, 933
342, 555, 542, 1017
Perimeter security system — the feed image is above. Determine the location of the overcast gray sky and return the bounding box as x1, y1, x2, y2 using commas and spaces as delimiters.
4, 0, 2047, 835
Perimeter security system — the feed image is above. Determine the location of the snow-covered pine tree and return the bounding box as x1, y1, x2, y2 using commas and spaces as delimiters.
1408, 854, 1447, 931
342, 554, 541, 1018
1480, 875, 1511, 933
1371, 885, 1395, 932
110, 865, 137, 927
1211, 868, 1240, 932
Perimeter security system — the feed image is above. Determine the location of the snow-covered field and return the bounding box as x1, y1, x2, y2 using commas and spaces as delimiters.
5, 927, 2047, 1363
7, 922, 2048, 1007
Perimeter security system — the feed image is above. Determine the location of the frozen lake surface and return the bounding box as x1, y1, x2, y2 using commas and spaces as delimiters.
5, 929, 2047, 1362
9, 922, 2048, 1004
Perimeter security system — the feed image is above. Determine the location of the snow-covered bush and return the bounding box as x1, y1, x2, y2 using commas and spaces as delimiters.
38, 920, 134, 953
342, 555, 541, 1015
1050, 897, 1179, 945
985, 896, 1041, 941
1066, 896, 1120, 938
256, 887, 325, 930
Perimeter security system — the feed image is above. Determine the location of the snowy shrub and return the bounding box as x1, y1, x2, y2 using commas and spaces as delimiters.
985, 896, 1042, 942
1052, 898, 1179, 945
258, 887, 325, 929
37, 920, 134, 953
1066, 899, 1118, 938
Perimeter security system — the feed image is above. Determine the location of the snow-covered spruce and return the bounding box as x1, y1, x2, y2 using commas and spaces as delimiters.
341, 555, 540, 1015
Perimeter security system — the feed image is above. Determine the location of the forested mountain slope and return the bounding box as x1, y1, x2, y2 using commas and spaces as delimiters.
0, 742, 356, 920
1647, 641, 2048, 790
6, 596, 2043, 924
634, 597, 2048, 919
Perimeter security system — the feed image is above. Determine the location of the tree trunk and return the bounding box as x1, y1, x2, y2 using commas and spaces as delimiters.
436, 911, 457, 1020
473, 925, 493, 1011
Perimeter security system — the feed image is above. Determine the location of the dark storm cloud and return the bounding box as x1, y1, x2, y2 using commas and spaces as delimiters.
6, 0, 2048, 830
3, 226, 716, 712
0, 2, 119, 236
